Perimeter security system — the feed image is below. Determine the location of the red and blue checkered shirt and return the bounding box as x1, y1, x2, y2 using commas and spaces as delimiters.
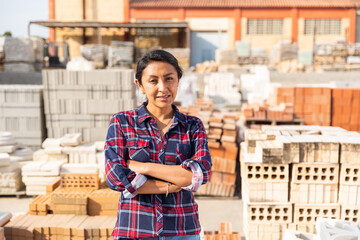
105, 103, 212, 240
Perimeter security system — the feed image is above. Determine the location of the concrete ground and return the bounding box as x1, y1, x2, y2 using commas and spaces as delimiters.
0, 196, 244, 237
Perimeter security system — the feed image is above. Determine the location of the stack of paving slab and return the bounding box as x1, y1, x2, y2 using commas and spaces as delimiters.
22, 161, 63, 195
240, 125, 360, 240
42, 69, 137, 142
4, 214, 116, 240
0, 132, 33, 194
0, 85, 45, 149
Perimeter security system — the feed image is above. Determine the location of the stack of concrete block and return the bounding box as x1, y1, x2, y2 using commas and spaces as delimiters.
22, 161, 63, 195
0, 85, 45, 149
0, 36, 43, 72
4, 214, 116, 240
241, 125, 360, 239
42, 69, 137, 142
0, 157, 24, 194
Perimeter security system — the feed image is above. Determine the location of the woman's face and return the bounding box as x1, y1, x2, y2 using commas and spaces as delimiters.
136, 61, 179, 111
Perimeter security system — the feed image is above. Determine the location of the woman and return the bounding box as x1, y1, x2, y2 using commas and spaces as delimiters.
105, 49, 212, 240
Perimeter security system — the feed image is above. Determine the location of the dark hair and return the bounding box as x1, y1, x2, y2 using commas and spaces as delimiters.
135, 49, 183, 85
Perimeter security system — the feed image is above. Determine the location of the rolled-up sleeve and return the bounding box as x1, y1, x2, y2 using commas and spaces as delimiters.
181, 118, 212, 190
105, 114, 147, 198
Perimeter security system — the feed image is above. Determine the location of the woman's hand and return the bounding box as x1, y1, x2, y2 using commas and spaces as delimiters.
127, 160, 148, 174
169, 183, 182, 193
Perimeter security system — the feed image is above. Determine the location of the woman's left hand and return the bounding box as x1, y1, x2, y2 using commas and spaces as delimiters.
127, 160, 148, 174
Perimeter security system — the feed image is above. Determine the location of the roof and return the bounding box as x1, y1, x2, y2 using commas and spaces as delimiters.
29, 21, 188, 29
130, 0, 360, 8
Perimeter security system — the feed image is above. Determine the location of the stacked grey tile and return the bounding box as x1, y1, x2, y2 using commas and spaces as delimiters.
42, 69, 137, 142
0, 85, 45, 149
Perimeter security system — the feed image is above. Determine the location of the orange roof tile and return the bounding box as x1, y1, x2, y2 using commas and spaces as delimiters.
130, 0, 360, 8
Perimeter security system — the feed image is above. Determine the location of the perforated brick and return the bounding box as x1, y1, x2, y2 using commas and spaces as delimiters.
294, 204, 340, 224
339, 137, 360, 164
341, 205, 360, 222
339, 164, 360, 185
61, 173, 100, 189
242, 163, 289, 182
244, 202, 292, 224
291, 163, 339, 184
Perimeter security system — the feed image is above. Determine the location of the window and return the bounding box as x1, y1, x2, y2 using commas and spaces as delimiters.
247, 19, 283, 35
304, 19, 341, 35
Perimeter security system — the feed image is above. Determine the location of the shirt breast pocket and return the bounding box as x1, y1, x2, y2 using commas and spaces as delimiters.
126, 138, 150, 162
176, 143, 191, 163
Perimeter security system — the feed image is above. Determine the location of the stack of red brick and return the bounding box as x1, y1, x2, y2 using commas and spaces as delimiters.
242, 102, 294, 121
275, 86, 360, 131
28, 173, 120, 217
195, 146, 238, 197
204, 222, 241, 240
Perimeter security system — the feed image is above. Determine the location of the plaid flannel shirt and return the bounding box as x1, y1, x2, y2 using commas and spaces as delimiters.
105, 103, 212, 240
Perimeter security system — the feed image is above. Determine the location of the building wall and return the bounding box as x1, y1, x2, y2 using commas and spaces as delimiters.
240, 17, 293, 53
298, 18, 350, 51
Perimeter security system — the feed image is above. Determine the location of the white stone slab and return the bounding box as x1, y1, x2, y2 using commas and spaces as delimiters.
60, 133, 81, 147
42, 138, 61, 148
10, 147, 33, 162
0, 153, 10, 167
43, 147, 63, 155
60, 163, 98, 174
0, 212, 12, 227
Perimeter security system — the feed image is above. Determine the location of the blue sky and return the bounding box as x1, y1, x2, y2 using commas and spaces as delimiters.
0, 0, 49, 38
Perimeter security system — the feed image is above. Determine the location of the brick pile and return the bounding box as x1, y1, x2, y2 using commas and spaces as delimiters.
42, 69, 137, 142
180, 99, 239, 149
4, 214, 116, 240
196, 146, 238, 197
275, 86, 360, 131
0, 85, 45, 149
240, 125, 360, 240
204, 222, 241, 240
242, 102, 294, 122
28, 173, 120, 217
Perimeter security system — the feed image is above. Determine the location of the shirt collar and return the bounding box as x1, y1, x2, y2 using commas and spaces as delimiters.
137, 102, 187, 128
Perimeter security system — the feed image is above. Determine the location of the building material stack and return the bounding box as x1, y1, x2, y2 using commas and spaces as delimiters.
0, 212, 12, 240
204, 222, 241, 240
4, 214, 116, 240
196, 146, 237, 197
221, 113, 238, 148
22, 161, 63, 195
332, 88, 360, 131
164, 48, 190, 69
275, 86, 360, 131
108, 41, 134, 68
207, 114, 223, 149
240, 125, 360, 240
42, 69, 137, 142
0, 37, 43, 72
215, 49, 238, 66
0, 85, 45, 149
0, 132, 32, 195
203, 73, 241, 106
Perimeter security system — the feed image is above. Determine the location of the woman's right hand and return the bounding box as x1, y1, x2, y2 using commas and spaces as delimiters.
169, 183, 182, 193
